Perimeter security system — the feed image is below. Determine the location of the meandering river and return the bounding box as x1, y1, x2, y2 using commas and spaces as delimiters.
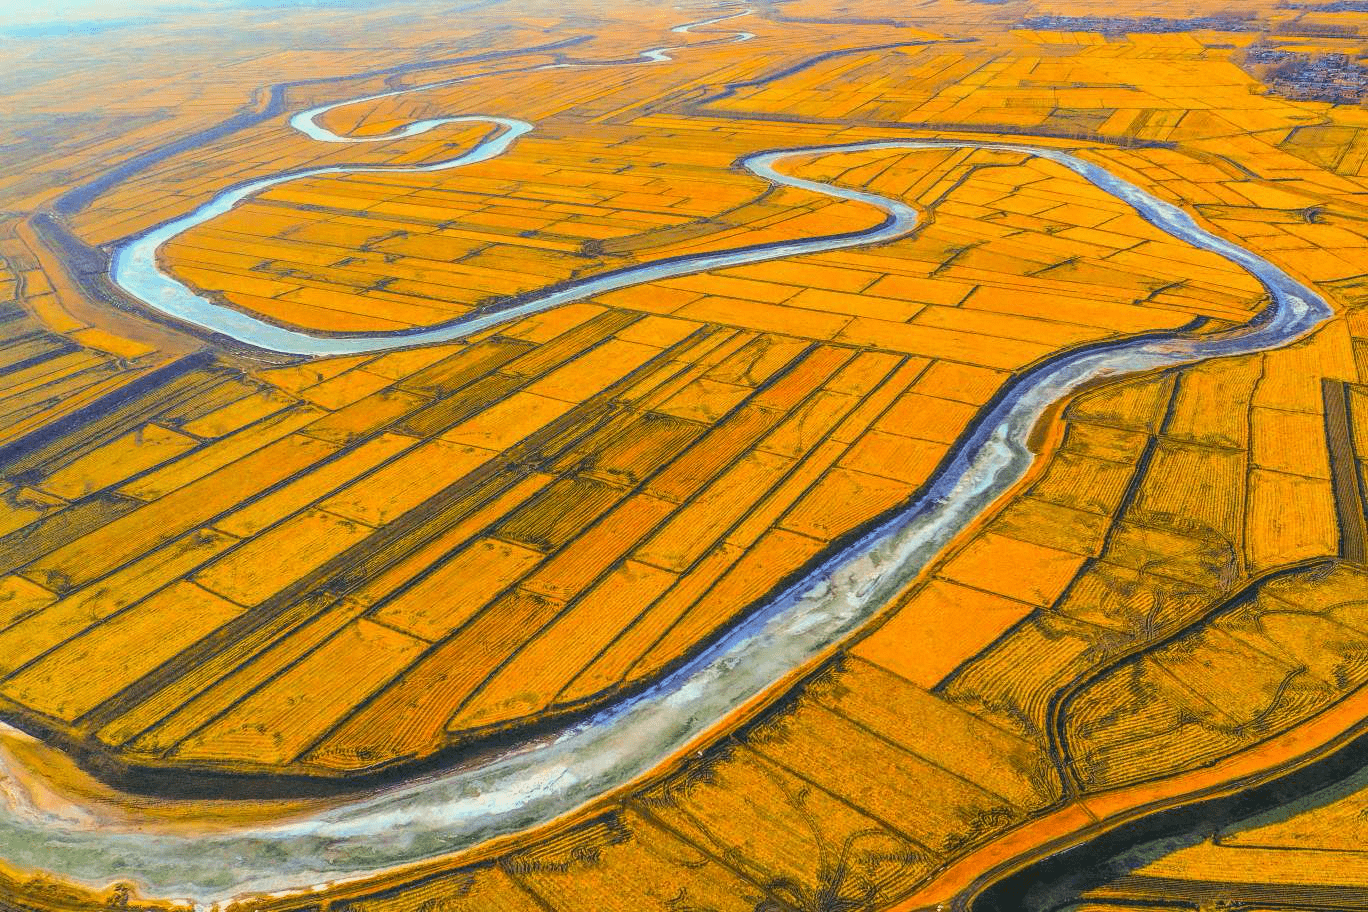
2, 7, 1335, 907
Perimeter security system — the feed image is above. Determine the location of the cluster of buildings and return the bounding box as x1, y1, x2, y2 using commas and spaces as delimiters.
1245, 41, 1368, 103
1019, 14, 1261, 34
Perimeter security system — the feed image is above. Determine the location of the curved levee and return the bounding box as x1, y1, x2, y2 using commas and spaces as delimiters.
6, 10, 1337, 909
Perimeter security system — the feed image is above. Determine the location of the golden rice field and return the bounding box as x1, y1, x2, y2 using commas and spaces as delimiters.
4, 0, 1368, 909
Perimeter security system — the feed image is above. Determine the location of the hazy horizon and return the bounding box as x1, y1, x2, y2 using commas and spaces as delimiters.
0, 0, 394, 27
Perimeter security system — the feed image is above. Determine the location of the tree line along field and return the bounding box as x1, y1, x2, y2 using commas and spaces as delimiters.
4, 0, 1368, 909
